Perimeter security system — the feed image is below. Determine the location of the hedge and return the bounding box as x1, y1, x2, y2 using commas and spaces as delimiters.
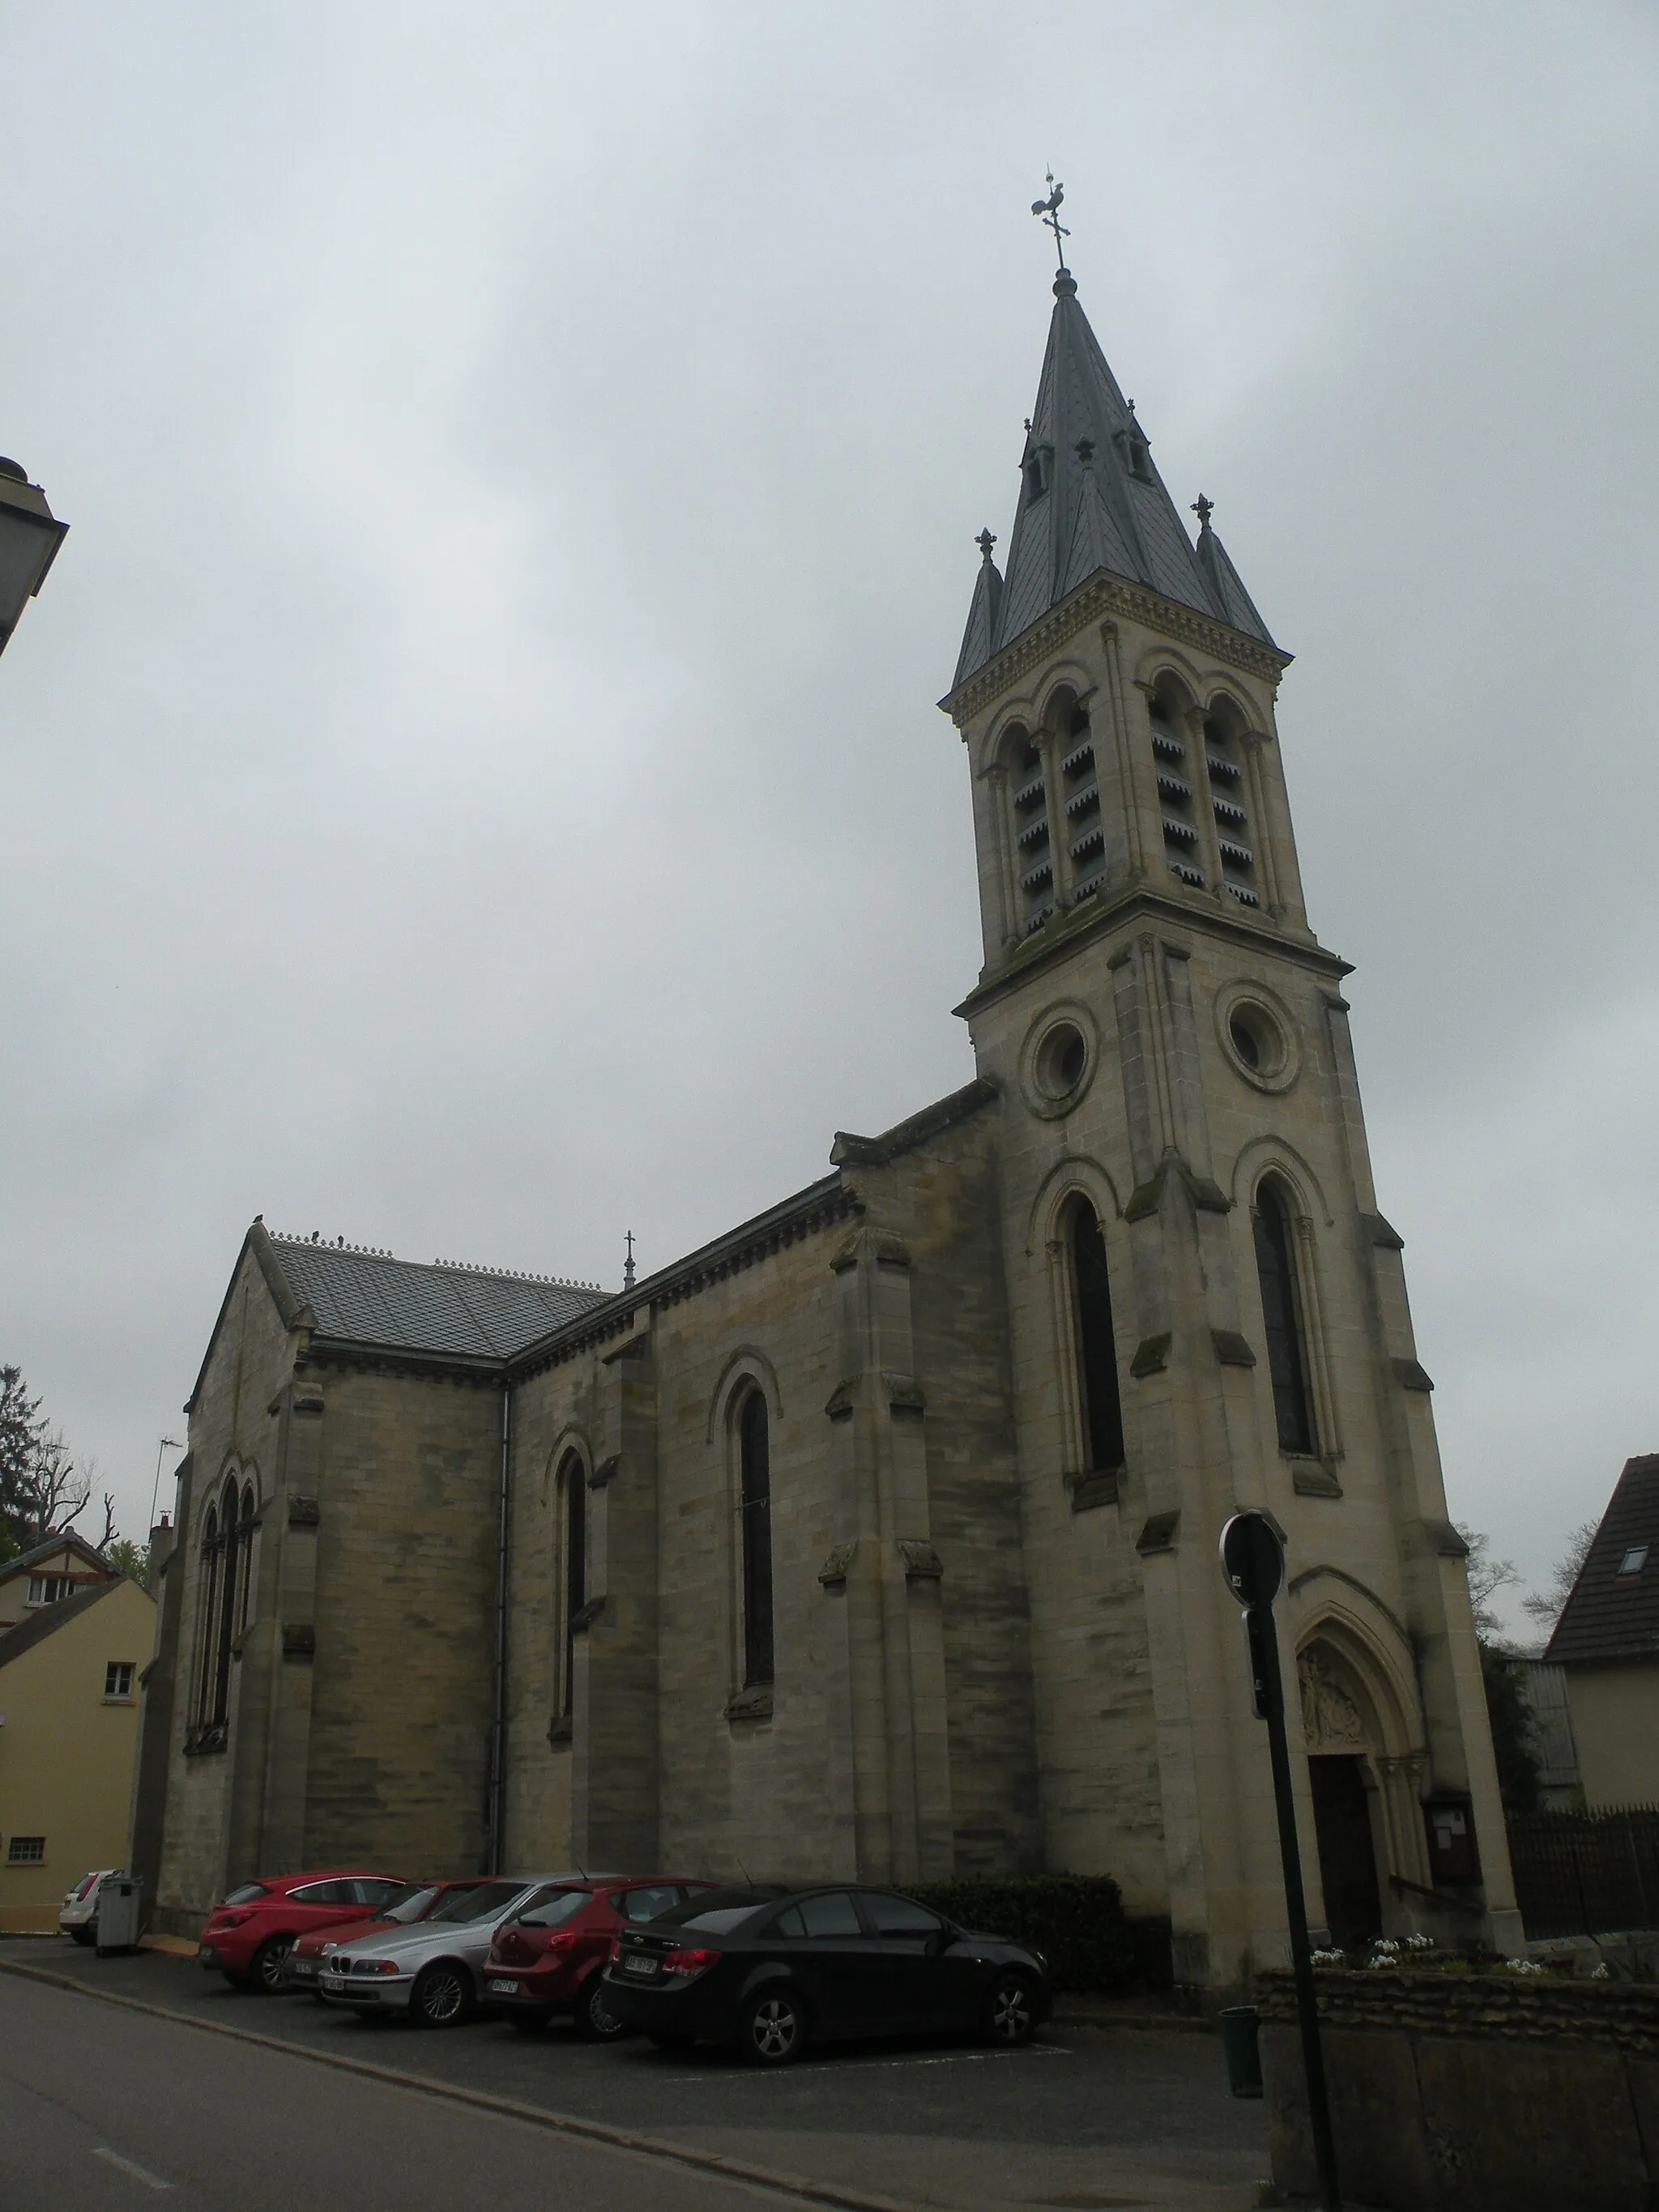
900, 1873, 1170, 1993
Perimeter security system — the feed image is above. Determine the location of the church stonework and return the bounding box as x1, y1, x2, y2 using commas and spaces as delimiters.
134, 265, 1521, 1989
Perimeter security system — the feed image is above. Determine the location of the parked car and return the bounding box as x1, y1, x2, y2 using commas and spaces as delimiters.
604, 1884, 1052, 2065
481, 1877, 718, 2039
318, 1874, 592, 2027
59, 1869, 121, 1946
283, 1880, 488, 1993
197, 1871, 407, 1993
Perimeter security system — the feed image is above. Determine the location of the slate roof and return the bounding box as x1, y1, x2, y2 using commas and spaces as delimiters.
1545, 1455, 1659, 1667
0, 1576, 126, 1666
267, 1234, 609, 1363
952, 269, 1275, 693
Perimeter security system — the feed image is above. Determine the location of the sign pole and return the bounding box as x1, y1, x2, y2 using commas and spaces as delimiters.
1222, 1513, 1342, 2212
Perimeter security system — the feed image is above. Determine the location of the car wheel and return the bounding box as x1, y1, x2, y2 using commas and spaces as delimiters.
736, 1988, 807, 2066
574, 1974, 633, 2043
508, 2008, 554, 2033
411, 1963, 473, 2028
254, 1937, 294, 1994
69, 1924, 95, 1947
983, 1972, 1038, 2046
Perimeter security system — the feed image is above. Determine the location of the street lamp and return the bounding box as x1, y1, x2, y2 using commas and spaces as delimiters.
0, 458, 68, 657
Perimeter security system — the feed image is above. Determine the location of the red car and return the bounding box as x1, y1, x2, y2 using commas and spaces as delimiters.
483, 1878, 714, 2039
282, 1879, 487, 1994
198, 1870, 407, 1993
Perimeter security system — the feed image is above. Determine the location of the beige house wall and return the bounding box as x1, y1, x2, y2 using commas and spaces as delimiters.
0, 1579, 156, 1931
1564, 1665, 1659, 1809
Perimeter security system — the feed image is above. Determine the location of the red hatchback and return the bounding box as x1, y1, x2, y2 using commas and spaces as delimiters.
483, 1879, 714, 2039
198, 1871, 407, 1993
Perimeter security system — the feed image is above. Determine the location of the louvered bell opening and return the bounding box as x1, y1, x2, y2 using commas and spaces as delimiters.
1204, 715, 1260, 909
1149, 694, 1205, 890
1009, 739, 1054, 934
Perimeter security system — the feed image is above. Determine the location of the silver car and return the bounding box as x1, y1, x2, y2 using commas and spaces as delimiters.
318, 1875, 589, 2027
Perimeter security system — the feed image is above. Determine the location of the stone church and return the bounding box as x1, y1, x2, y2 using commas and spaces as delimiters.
133, 259, 1522, 1987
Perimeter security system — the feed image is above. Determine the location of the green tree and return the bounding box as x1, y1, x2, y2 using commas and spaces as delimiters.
104, 1536, 151, 1591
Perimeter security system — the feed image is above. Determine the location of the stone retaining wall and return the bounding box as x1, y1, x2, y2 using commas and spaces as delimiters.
1259, 1970, 1659, 2211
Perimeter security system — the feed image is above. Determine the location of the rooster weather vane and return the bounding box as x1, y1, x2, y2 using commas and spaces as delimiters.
1032, 172, 1069, 271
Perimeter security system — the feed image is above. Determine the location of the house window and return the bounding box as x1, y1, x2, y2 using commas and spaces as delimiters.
1068, 1199, 1125, 1473
1618, 1546, 1648, 1577
1253, 1176, 1316, 1456
6, 1837, 45, 1865
738, 1391, 774, 1688
104, 1661, 135, 1699
26, 1575, 76, 1605
559, 1451, 586, 1718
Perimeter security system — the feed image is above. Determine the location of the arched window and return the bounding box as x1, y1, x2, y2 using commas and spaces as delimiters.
1006, 727, 1054, 936
193, 1502, 221, 1725
1254, 1178, 1316, 1455
1149, 686, 1205, 889
1068, 1200, 1125, 1473
1203, 705, 1260, 909
208, 1475, 243, 1726
558, 1451, 586, 1719
738, 1392, 774, 1688
236, 1485, 256, 1641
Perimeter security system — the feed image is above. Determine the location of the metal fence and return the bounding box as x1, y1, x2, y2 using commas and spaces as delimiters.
1507, 1805, 1659, 1937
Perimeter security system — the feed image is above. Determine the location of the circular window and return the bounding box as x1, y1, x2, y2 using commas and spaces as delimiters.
1217, 988, 1298, 1091
1036, 1021, 1088, 1099
1021, 1007, 1098, 1117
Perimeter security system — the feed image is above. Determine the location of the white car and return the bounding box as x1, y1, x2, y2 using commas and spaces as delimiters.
318, 1873, 603, 2027
59, 1869, 122, 1945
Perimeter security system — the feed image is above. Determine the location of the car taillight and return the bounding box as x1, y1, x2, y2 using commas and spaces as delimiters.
546, 1931, 581, 1954
216, 1909, 254, 1929
607, 1937, 621, 1961
661, 1946, 721, 1980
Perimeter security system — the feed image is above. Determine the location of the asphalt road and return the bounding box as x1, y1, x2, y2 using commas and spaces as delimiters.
0, 1971, 793, 2212
0, 1940, 1268, 2211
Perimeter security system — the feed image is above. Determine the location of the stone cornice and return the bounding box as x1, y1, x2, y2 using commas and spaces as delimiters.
953, 880, 1352, 1023
298, 1340, 503, 1390
938, 568, 1293, 728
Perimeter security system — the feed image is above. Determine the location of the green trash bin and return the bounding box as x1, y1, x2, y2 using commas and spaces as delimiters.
1218, 2005, 1263, 2098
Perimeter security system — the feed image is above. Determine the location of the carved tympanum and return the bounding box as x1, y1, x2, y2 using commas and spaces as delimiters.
1299, 1647, 1365, 1749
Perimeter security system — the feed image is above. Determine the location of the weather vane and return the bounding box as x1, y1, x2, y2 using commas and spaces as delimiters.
1031, 171, 1069, 271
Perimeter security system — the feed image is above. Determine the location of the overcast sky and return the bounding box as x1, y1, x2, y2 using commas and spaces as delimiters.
2, 2, 1655, 1631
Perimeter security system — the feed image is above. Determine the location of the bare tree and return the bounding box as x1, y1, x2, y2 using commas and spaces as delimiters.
1456, 1521, 1521, 1641
1522, 1520, 1599, 1636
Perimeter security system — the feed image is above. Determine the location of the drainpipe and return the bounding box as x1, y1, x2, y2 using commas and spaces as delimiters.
487, 1383, 512, 1874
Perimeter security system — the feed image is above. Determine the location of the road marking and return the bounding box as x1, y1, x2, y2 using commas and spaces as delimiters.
92, 2148, 173, 2189
656, 2044, 1071, 2080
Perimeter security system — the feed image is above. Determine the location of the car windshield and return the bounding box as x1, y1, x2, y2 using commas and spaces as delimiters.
423, 1882, 528, 1924
71, 1873, 101, 1901
513, 1888, 590, 1930
222, 1882, 269, 1907
384, 1886, 440, 1922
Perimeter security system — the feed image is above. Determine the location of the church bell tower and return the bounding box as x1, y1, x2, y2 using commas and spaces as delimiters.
940, 252, 1520, 1987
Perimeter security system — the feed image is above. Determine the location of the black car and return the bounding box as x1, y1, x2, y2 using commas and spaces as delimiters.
603, 1883, 1051, 2065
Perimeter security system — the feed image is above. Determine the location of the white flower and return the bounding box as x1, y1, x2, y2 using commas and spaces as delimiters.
1505, 1958, 1544, 1975
1310, 1947, 1346, 1967
1367, 1954, 1397, 1970
1590, 1963, 1610, 1980
1405, 1933, 1435, 1951
1371, 1937, 1401, 1954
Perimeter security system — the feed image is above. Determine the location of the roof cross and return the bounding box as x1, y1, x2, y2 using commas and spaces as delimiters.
1030, 172, 1069, 271
623, 1230, 637, 1291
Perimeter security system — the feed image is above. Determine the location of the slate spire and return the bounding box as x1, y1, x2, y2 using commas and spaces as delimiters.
953, 268, 1274, 686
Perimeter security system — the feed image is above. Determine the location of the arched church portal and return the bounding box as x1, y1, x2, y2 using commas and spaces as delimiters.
1296, 1628, 1428, 1951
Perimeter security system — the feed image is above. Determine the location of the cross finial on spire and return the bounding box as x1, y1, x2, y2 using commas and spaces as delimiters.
975, 527, 996, 563
1030, 171, 1069, 272
1191, 494, 1215, 533
623, 1230, 636, 1291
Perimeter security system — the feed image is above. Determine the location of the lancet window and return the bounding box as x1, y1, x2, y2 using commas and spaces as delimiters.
1149, 690, 1205, 889
1253, 1178, 1317, 1455
193, 1474, 255, 1735
738, 1391, 774, 1687
558, 1450, 586, 1720
1060, 705, 1104, 901
1007, 726, 1054, 934
1068, 1198, 1125, 1474
1203, 706, 1260, 908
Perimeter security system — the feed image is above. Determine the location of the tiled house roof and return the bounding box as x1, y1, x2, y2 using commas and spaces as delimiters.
1545, 1454, 1659, 1667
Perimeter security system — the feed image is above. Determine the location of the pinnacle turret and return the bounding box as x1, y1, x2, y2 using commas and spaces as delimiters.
952, 270, 1274, 688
